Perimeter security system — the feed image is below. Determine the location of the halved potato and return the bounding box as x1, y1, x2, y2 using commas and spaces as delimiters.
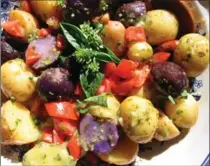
98, 134, 139, 165
154, 111, 180, 141
1, 100, 40, 145
8, 9, 39, 41
88, 95, 120, 122
22, 142, 76, 166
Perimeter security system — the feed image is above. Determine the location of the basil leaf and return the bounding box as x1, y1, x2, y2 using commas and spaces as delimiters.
84, 93, 108, 107
60, 22, 87, 49
103, 46, 120, 64
80, 72, 104, 98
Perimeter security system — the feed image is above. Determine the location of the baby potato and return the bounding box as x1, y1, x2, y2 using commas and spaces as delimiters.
88, 95, 120, 122
120, 96, 159, 144
29, 0, 61, 23
22, 142, 76, 166
127, 41, 153, 63
173, 33, 209, 77
154, 111, 180, 141
165, 93, 198, 128
129, 82, 154, 100
1, 100, 40, 145
145, 9, 179, 45
98, 134, 139, 165
1, 58, 36, 102
102, 21, 126, 57
8, 9, 39, 41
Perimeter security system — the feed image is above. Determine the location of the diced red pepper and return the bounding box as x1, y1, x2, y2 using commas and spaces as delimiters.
37, 28, 51, 38
52, 129, 65, 144
115, 59, 138, 79
42, 127, 53, 143
2, 20, 25, 38
53, 118, 78, 137
74, 83, 85, 98
105, 62, 117, 78
67, 134, 82, 160
154, 40, 179, 53
96, 78, 111, 95
125, 26, 146, 42
112, 79, 134, 96
152, 52, 171, 64
45, 102, 79, 120
132, 64, 151, 88
56, 34, 66, 50
19, 0, 31, 13
25, 46, 40, 65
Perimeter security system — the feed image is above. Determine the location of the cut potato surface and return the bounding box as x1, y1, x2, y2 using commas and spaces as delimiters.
1, 100, 40, 145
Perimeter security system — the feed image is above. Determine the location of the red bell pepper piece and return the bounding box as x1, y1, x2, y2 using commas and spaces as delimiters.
42, 127, 53, 143
67, 134, 82, 160
125, 26, 146, 42
105, 62, 117, 78
152, 52, 171, 64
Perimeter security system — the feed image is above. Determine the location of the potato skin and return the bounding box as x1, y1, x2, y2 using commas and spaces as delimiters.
29, 0, 61, 22
1, 101, 40, 145
127, 41, 153, 63
98, 134, 138, 165
154, 111, 180, 141
88, 95, 120, 122
1, 58, 36, 102
102, 21, 126, 57
145, 9, 179, 45
165, 93, 198, 128
8, 10, 39, 41
120, 96, 159, 143
173, 33, 209, 77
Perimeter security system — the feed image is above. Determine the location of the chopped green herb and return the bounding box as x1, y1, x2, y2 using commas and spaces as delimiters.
168, 95, 176, 104
28, 30, 38, 43
10, 96, 16, 103
181, 89, 188, 99
54, 154, 61, 161
176, 110, 184, 115
79, 108, 89, 114
56, 0, 64, 7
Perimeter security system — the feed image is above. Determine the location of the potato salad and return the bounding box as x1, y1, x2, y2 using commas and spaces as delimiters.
1, 0, 209, 166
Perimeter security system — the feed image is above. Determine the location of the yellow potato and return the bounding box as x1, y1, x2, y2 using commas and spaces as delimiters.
165, 93, 198, 128
154, 111, 180, 141
173, 33, 209, 77
102, 21, 126, 57
98, 134, 138, 165
120, 96, 159, 143
145, 9, 179, 45
127, 41, 153, 63
8, 9, 39, 41
1, 100, 40, 145
1, 59, 36, 102
22, 142, 76, 166
88, 95, 120, 122
29, 0, 61, 22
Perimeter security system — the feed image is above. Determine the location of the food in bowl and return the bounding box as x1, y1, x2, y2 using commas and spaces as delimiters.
1, 0, 209, 165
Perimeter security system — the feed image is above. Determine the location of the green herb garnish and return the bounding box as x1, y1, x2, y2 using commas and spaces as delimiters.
28, 30, 38, 43
181, 89, 188, 99
56, 0, 65, 7
176, 110, 184, 115
168, 95, 176, 104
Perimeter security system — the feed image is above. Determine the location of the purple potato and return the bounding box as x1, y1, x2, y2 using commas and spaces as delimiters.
1, 39, 24, 64
151, 62, 189, 97
115, 1, 147, 27
79, 113, 119, 155
37, 68, 74, 101
26, 35, 60, 71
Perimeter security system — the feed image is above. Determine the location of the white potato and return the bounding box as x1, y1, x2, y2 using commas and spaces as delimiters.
1, 100, 40, 145
127, 41, 153, 63
173, 33, 209, 77
98, 134, 138, 165
1, 58, 36, 102
165, 93, 198, 128
8, 9, 39, 41
154, 111, 180, 141
145, 9, 179, 45
88, 95, 120, 122
22, 142, 76, 166
120, 96, 159, 144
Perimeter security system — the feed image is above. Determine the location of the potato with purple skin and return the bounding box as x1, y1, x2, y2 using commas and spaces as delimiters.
151, 61, 189, 97
37, 68, 74, 101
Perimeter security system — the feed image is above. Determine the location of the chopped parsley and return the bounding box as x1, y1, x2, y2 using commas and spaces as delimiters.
176, 110, 184, 115
181, 89, 188, 99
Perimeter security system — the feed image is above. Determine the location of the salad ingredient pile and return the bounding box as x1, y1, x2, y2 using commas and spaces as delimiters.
1, 0, 209, 166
